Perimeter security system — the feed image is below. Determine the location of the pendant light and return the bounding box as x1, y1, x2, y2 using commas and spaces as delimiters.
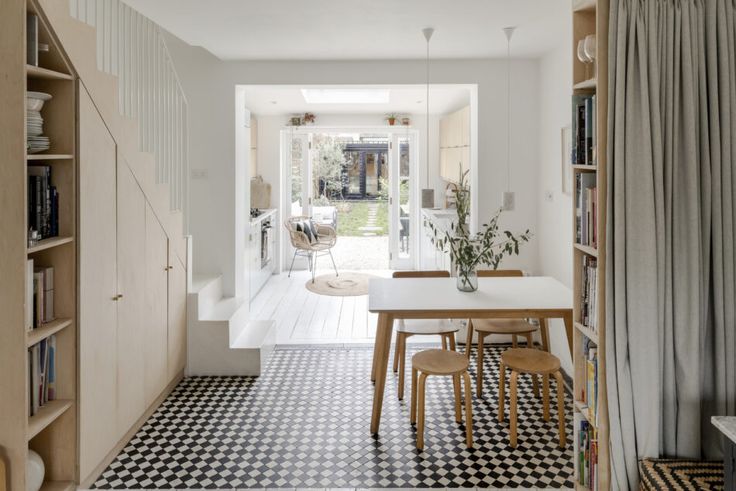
502, 26, 516, 211
421, 27, 435, 209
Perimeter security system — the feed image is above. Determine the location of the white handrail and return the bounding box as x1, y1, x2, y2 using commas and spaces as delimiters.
68, 0, 188, 221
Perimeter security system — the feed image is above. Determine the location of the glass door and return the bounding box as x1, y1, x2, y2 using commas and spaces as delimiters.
388, 132, 415, 269
288, 132, 312, 218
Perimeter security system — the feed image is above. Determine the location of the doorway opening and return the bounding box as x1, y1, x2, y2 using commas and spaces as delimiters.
286, 128, 416, 272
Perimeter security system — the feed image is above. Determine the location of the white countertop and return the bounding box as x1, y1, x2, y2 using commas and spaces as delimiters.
250, 208, 277, 225
712, 416, 736, 444
422, 208, 460, 233
368, 276, 572, 314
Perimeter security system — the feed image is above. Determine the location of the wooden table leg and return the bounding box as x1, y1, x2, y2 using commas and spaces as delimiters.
370, 313, 386, 382
562, 311, 574, 357
539, 318, 551, 352
370, 313, 393, 434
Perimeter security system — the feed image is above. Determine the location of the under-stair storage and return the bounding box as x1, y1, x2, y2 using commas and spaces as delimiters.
78, 85, 187, 485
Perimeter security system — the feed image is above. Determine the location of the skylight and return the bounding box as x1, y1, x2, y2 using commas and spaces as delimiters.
301, 89, 390, 104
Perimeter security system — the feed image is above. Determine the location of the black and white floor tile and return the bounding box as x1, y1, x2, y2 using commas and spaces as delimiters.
92, 345, 574, 489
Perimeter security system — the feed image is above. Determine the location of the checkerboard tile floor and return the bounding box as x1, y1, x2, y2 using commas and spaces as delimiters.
91, 345, 574, 489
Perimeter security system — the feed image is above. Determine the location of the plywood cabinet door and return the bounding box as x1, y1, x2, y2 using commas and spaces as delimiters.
450, 110, 463, 147
78, 87, 118, 482
461, 146, 471, 178
115, 157, 146, 440
167, 255, 187, 379
439, 148, 449, 181
144, 204, 169, 404
439, 116, 450, 148
461, 106, 470, 146
446, 147, 463, 182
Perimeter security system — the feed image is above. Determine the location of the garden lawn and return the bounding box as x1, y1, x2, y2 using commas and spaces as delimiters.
335, 200, 389, 237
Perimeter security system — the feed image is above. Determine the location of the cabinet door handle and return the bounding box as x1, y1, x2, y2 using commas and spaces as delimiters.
112, 294, 123, 301
164, 265, 173, 271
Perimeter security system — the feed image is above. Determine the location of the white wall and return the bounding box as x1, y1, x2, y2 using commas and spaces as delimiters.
536, 11, 573, 375
164, 30, 541, 299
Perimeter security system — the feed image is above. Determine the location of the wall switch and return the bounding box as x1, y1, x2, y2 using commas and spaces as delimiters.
502, 191, 515, 211
544, 190, 554, 202
191, 169, 208, 179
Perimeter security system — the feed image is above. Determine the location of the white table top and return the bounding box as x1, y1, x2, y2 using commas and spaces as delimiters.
712, 416, 736, 444
368, 276, 572, 314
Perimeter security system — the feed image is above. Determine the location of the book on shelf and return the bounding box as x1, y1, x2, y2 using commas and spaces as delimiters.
27, 265, 55, 330
580, 337, 598, 423
575, 172, 597, 247
577, 418, 598, 490
26, 259, 34, 330
572, 94, 597, 166
28, 335, 57, 416
28, 165, 59, 243
581, 255, 598, 330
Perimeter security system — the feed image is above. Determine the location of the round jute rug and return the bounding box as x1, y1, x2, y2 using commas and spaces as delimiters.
305, 272, 379, 296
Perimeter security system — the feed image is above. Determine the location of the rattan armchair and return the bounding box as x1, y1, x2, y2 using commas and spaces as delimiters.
285, 216, 338, 283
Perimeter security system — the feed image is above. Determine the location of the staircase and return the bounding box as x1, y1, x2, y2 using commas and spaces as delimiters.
40, 0, 275, 376
188, 275, 275, 375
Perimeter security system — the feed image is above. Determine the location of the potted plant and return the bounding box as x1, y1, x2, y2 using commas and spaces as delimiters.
386, 113, 399, 126
428, 167, 531, 291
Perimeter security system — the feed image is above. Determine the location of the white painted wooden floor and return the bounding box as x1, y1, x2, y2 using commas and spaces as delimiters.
250, 269, 448, 345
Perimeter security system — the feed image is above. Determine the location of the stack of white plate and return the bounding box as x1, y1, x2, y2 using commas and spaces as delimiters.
26, 91, 52, 153
27, 110, 43, 136
27, 136, 50, 153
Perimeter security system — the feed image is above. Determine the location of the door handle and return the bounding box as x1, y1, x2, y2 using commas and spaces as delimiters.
112, 294, 123, 301
164, 266, 173, 271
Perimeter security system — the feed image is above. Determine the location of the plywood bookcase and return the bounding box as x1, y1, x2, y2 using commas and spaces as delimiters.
0, 0, 78, 490
571, 0, 610, 489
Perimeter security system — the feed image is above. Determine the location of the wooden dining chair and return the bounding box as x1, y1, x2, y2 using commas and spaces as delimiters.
391, 270, 458, 400
465, 269, 548, 397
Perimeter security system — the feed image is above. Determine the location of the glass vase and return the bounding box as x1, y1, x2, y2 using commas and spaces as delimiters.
456, 266, 478, 292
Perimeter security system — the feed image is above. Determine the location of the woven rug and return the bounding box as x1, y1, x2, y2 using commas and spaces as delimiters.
639, 458, 724, 490
305, 272, 379, 296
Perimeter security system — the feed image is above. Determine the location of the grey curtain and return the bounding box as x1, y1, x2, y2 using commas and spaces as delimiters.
606, 0, 736, 488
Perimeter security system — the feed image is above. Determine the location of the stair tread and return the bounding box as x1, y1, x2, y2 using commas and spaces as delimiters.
201, 296, 248, 321
231, 320, 275, 349
191, 274, 222, 293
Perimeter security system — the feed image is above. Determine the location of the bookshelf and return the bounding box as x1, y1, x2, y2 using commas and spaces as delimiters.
571, 0, 609, 489
0, 0, 78, 489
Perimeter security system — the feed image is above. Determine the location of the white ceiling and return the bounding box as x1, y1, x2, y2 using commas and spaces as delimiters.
122, 0, 569, 61
243, 84, 471, 116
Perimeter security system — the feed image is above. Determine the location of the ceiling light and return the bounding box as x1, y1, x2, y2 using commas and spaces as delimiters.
301, 88, 390, 104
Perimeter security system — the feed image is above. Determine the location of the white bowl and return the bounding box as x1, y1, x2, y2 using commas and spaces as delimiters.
26, 91, 52, 111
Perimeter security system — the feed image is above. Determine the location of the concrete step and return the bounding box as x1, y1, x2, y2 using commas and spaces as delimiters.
188, 319, 275, 376
189, 274, 222, 320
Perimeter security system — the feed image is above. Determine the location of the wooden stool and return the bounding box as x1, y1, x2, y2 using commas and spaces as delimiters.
498, 348, 566, 448
465, 270, 548, 398
410, 349, 473, 450
391, 271, 458, 401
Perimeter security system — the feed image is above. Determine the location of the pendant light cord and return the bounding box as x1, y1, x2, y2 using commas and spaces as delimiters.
506, 33, 511, 193
426, 35, 430, 189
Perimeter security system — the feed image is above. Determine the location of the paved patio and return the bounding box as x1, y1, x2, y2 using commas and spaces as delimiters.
330, 235, 389, 270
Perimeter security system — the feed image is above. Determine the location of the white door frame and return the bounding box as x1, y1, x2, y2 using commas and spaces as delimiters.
280, 125, 419, 271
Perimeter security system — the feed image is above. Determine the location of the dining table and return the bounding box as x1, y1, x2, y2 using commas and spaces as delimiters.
367, 275, 573, 434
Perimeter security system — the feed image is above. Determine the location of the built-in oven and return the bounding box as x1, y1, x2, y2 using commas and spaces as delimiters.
260, 218, 272, 269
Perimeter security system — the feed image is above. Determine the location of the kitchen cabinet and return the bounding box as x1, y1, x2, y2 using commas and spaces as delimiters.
439, 105, 471, 182
249, 209, 277, 300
